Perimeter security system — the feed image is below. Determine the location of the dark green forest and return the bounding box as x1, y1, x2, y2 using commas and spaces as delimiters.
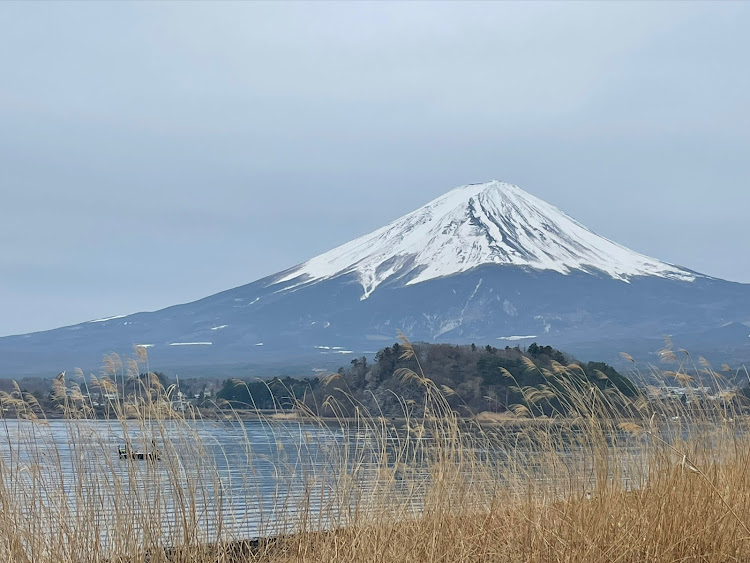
217, 341, 637, 417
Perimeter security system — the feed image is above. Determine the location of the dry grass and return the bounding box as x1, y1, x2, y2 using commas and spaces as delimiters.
1, 337, 750, 562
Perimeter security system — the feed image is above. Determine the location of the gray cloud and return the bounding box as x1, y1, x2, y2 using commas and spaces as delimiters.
1, 1, 748, 335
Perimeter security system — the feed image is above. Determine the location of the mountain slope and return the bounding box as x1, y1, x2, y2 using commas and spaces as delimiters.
274, 181, 697, 299
1, 180, 748, 377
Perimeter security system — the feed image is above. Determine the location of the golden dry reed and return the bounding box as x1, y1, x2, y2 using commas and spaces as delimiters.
0, 337, 749, 562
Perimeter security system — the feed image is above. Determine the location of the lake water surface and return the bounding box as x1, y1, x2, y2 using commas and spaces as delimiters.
0, 416, 653, 552
0, 418, 426, 547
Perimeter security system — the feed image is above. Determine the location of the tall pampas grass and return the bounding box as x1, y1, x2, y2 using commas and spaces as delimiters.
0, 337, 749, 562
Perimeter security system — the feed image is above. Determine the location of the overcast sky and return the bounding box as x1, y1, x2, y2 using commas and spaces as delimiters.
1, 1, 749, 336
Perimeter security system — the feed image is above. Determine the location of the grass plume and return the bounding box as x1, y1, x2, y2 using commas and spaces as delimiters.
0, 339, 749, 561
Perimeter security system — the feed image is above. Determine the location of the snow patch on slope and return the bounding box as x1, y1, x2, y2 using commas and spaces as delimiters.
89, 314, 127, 323
275, 181, 696, 299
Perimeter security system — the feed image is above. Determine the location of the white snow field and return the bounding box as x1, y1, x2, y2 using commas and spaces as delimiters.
276, 181, 697, 300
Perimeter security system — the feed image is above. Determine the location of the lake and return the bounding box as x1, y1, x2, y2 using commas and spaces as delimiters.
0, 417, 432, 549
0, 415, 656, 555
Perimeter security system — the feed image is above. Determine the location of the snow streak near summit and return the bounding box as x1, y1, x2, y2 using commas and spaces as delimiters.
275, 181, 698, 299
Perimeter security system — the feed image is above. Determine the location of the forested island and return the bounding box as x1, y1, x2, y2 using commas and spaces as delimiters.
216, 341, 638, 417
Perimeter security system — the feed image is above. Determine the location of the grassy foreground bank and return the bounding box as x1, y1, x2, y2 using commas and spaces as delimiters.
1, 339, 750, 562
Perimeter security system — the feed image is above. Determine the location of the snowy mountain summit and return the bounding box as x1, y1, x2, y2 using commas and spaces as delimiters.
277, 180, 697, 299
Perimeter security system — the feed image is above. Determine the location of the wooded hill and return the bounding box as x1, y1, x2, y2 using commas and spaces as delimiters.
217, 341, 637, 417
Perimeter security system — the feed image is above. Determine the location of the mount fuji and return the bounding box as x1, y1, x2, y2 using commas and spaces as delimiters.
3, 181, 750, 377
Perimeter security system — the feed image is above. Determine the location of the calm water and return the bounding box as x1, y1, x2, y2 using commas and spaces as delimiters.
0, 416, 656, 551
0, 418, 424, 547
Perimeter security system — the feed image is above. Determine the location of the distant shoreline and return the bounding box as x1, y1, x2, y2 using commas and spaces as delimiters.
4, 408, 623, 429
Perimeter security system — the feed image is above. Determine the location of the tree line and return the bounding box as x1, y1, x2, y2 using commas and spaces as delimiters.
216, 341, 638, 417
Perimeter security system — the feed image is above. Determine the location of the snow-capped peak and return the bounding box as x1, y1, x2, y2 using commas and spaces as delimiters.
275, 181, 697, 299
